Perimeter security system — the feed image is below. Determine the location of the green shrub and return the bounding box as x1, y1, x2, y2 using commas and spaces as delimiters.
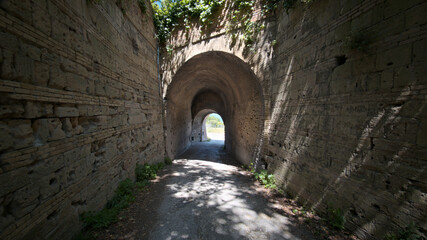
325, 206, 345, 230
81, 178, 136, 230
115, 178, 135, 196
81, 208, 119, 230
106, 179, 135, 209
164, 156, 173, 165
156, 162, 165, 171
246, 164, 285, 195
136, 164, 158, 182
135, 179, 151, 189
135, 162, 167, 182
253, 170, 277, 189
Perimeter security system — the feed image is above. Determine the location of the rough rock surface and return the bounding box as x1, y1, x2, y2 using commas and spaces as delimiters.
0, 1, 164, 239
162, 0, 427, 238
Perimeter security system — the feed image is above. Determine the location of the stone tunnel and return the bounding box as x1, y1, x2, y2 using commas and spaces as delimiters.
0, 0, 426, 239
165, 51, 264, 165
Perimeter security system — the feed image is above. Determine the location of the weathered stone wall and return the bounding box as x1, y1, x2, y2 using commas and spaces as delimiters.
163, 0, 426, 238
0, 0, 164, 239
266, 0, 426, 238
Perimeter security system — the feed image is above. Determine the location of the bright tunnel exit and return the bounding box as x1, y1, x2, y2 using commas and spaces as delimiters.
203, 113, 225, 141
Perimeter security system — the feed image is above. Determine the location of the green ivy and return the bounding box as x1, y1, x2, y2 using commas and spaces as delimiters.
80, 179, 136, 230
226, 0, 256, 47
151, 0, 225, 44
151, 0, 313, 48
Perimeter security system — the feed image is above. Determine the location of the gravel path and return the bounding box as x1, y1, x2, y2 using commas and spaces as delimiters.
206, 132, 224, 141
96, 141, 317, 240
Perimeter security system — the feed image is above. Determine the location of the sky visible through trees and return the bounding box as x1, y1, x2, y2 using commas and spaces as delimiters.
205, 113, 224, 128
205, 113, 224, 141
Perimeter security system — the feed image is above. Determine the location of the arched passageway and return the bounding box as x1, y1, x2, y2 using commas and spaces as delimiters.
191, 111, 225, 142
165, 51, 264, 165
204, 113, 225, 141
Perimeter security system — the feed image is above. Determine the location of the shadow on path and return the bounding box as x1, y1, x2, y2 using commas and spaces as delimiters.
96, 142, 317, 240
145, 142, 316, 240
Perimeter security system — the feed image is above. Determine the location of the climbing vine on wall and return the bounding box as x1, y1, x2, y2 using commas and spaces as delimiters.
151, 0, 225, 44
226, 0, 313, 48
226, 0, 259, 47
151, 0, 312, 47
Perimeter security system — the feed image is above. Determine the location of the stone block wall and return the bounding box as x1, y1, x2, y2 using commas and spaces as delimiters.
0, 0, 164, 239
162, 0, 426, 238
265, 0, 426, 238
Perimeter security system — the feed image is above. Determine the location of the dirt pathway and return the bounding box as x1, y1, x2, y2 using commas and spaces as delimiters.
95, 142, 322, 239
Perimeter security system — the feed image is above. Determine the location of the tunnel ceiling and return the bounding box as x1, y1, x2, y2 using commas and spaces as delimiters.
191, 90, 226, 120
165, 51, 264, 163
166, 52, 262, 107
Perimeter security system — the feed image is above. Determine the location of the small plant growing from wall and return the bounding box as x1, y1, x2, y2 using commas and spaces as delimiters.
254, 169, 277, 189
325, 205, 346, 230
79, 179, 136, 231
164, 156, 173, 165
243, 163, 283, 194
166, 44, 174, 55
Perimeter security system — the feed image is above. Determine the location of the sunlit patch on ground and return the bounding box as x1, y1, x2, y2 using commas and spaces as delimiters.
206, 127, 225, 140
92, 142, 359, 240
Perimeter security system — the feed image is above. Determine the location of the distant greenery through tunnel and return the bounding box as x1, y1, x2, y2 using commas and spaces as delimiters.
204, 113, 224, 141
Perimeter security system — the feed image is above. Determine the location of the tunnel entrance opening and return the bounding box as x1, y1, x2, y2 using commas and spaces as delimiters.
204, 113, 224, 142
190, 108, 224, 144
190, 110, 225, 143
164, 51, 264, 165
